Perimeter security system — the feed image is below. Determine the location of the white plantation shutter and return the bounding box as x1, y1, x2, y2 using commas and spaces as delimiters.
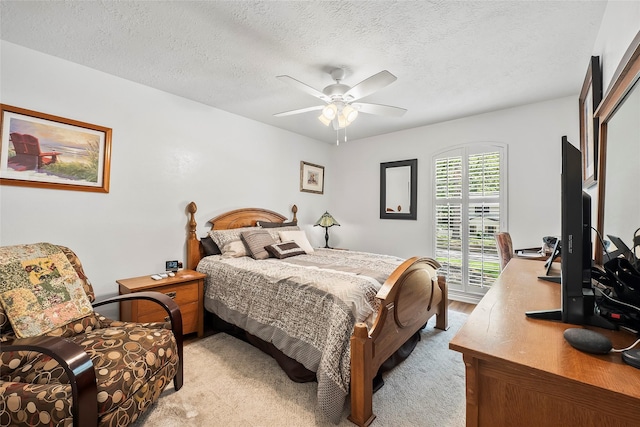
434, 145, 507, 298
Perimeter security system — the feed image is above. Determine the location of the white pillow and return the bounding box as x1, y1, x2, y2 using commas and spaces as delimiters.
278, 230, 314, 254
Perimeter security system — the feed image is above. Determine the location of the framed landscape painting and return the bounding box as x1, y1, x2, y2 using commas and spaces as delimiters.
0, 104, 112, 193
300, 161, 324, 194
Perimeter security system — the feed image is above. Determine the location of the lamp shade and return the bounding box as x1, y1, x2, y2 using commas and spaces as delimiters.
322, 103, 338, 120
314, 211, 340, 228
318, 113, 332, 126
342, 104, 359, 123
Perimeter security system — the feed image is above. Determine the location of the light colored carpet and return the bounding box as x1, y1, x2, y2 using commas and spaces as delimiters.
136, 311, 467, 427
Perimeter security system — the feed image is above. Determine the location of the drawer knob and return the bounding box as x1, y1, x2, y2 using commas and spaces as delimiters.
165, 291, 177, 299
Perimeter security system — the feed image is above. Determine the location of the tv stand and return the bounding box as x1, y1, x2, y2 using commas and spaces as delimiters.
525, 288, 617, 329
537, 275, 561, 283
450, 259, 640, 427
525, 308, 562, 320
526, 308, 617, 329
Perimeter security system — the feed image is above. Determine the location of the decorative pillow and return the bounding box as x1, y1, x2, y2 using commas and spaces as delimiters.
278, 230, 315, 254
0, 243, 94, 338
209, 227, 259, 257
241, 230, 276, 260
257, 220, 298, 228
201, 236, 221, 256
266, 225, 301, 242
221, 240, 248, 258
265, 241, 306, 259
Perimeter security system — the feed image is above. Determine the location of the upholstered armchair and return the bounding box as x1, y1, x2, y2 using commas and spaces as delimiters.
0, 243, 183, 427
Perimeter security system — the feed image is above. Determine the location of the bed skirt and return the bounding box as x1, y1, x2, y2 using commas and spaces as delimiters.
207, 311, 422, 391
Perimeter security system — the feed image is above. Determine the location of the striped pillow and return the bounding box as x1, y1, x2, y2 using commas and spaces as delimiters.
241, 230, 276, 260
265, 241, 306, 259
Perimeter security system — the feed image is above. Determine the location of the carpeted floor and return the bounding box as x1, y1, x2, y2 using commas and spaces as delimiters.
135, 310, 467, 427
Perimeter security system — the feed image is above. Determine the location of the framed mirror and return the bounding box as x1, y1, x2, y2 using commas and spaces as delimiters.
380, 158, 417, 220
594, 30, 640, 265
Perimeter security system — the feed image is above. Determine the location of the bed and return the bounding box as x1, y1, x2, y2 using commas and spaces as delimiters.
185, 201, 448, 426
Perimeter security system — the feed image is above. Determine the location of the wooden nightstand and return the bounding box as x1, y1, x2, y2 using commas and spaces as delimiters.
117, 269, 206, 337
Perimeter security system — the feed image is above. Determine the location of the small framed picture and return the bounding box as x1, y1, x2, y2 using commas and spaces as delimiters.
300, 161, 324, 194
579, 56, 602, 188
0, 104, 112, 193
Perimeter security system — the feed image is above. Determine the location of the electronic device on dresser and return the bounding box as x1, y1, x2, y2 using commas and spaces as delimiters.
538, 239, 561, 283
526, 137, 614, 329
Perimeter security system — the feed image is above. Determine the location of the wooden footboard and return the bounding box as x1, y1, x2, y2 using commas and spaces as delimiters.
349, 257, 448, 427
185, 202, 448, 426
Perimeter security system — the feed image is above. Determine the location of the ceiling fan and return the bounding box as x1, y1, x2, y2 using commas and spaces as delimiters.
274, 68, 407, 131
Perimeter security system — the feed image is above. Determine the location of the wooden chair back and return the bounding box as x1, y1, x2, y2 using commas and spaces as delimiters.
495, 232, 514, 271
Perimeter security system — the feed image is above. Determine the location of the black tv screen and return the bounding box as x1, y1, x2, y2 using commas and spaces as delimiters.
560, 136, 588, 324
526, 136, 612, 329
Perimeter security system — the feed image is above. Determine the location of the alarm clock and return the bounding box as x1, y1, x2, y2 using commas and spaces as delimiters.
165, 260, 182, 272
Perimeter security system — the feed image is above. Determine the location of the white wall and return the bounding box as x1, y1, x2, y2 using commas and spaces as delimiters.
0, 41, 331, 317
326, 96, 578, 259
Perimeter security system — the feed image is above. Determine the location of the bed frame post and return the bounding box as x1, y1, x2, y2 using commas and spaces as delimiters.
186, 201, 201, 271
348, 323, 375, 427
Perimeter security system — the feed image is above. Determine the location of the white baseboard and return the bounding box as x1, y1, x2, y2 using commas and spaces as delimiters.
448, 290, 483, 305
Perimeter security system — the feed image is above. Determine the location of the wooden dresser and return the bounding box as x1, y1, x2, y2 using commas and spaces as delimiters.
117, 269, 206, 337
450, 258, 640, 427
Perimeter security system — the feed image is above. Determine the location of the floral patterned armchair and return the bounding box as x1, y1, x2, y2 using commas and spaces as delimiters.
0, 243, 183, 427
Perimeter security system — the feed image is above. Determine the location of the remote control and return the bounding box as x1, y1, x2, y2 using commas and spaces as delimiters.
622, 349, 640, 369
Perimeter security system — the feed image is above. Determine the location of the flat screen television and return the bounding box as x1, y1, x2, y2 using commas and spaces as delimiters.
526, 136, 613, 328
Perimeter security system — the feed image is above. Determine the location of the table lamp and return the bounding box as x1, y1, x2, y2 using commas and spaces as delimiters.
314, 211, 340, 248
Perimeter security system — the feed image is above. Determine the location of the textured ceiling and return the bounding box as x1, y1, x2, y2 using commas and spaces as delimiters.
0, 1, 607, 143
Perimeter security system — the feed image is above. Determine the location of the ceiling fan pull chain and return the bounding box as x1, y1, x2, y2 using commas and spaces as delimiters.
336, 124, 339, 146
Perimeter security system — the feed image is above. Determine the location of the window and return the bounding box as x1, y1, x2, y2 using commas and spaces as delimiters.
433, 144, 507, 299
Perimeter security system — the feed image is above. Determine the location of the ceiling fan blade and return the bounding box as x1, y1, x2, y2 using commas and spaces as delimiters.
273, 105, 324, 117
344, 70, 397, 101
277, 75, 330, 101
353, 102, 407, 117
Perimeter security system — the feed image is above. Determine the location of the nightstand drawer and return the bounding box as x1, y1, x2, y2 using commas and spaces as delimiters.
138, 301, 199, 334
137, 282, 199, 315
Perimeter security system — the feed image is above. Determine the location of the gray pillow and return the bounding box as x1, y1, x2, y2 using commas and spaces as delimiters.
241, 230, 277, 260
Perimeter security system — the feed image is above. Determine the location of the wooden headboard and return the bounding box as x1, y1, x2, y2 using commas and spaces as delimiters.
186, 201, 298, 270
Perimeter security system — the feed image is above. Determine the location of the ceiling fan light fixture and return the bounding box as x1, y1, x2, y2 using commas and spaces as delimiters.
318, 113, 332, 126
321, 103, 337, 120
337, 114, 350, 129
342, 104, 358, 123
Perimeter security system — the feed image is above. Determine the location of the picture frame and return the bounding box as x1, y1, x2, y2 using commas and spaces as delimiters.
579, 56, 602, 188
300, 161, 324, 194
0, 104, 112, 193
